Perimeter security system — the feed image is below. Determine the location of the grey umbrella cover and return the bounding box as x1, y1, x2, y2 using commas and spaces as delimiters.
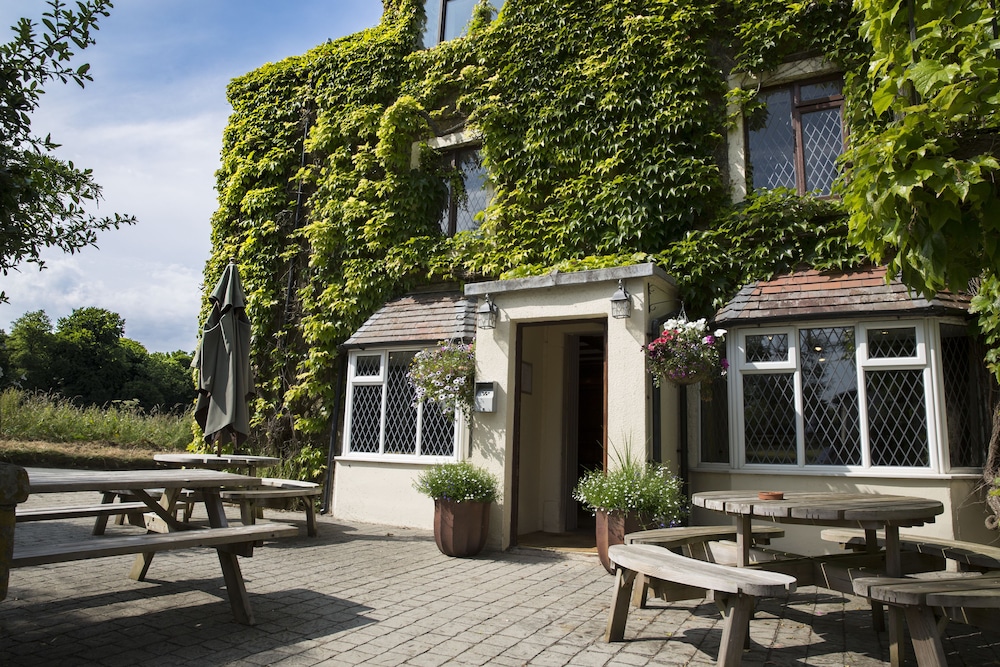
193, 263, 254, 452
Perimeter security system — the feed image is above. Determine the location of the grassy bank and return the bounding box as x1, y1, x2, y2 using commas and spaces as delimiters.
0, 389, 192, 469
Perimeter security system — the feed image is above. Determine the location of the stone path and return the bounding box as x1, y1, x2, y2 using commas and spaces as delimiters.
2, 493, 999, 666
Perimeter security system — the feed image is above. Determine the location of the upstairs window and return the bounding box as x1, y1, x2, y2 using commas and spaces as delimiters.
423, 0, 505, 48
440, 146, 491, 236
746, 77, 845, 196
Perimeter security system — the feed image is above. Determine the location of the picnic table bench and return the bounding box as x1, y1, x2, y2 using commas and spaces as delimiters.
221, 478, 321, 537
605, 543, 796, 667
852, 573, 1000, 666
4, 466, 299, 625
624, 524, 785, 606
822, 527, 1000, 571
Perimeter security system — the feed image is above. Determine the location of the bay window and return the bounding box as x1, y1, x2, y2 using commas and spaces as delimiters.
718, 319, 990, 472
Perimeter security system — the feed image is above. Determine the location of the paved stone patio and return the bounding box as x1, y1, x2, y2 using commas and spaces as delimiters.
2, 493, 999, 666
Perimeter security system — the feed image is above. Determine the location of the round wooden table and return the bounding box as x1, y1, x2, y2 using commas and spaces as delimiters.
692, 490, 944, 667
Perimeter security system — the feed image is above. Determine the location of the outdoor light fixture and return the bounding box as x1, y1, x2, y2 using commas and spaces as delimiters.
477, 294, 498, 330
610, 280, 631, 319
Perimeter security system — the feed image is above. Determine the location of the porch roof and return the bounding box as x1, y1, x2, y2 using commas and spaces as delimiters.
342, 288, 476, 349
715, 266, 972, 326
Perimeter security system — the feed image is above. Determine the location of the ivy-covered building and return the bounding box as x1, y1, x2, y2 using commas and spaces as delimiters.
209, 0, 997, 552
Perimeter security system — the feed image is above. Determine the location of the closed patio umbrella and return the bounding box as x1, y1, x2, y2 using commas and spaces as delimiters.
193, 261, 254, 454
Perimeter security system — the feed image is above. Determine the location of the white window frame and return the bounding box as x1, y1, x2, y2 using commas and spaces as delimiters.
727, 319, 943, 475
341, 348, 462, 464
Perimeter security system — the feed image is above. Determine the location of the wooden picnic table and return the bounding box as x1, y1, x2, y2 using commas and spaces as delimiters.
12, 467, 297, 625
692, 490, 944, 667
153, 453, 280, 477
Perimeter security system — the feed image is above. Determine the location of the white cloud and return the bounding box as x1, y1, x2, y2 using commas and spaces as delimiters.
0, 0, 385, 353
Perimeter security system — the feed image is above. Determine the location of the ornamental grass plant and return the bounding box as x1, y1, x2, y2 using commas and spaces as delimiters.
413, 461, 499, 503
573, 454, 687, 529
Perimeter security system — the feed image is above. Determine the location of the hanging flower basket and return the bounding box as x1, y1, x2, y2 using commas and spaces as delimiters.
407, 340, 476, 419
646, 315, 727, 399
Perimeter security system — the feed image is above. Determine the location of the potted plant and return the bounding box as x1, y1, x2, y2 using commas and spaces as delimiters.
414, 460, 499, 557
408, 340, 476, 419
573, 455, 687, 573
646, 314, 727, 400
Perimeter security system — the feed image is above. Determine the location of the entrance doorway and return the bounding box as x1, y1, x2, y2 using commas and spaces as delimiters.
567, 334, 606, 533
513, 322, 607, 551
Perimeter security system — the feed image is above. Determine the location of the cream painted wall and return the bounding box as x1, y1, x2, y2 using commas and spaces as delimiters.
471, 269, 677, 548
332, 460, 437, 529
688, 470, 995, 556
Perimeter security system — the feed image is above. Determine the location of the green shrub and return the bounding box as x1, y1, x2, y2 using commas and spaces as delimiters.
413, 461, 499, 503
573, 455, 687, 528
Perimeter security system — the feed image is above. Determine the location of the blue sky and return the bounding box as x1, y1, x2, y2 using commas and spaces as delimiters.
0, 1, 384, 353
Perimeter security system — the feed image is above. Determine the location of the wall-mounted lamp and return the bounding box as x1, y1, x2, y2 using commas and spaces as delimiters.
477, 294, 498, 330
610, 280, 631, 319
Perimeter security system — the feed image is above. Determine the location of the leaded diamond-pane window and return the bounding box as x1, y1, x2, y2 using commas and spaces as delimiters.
743, 373, 796, 465
865, 369, 928, 467
440, 147, 492, 236
728, 319, 992, 473
867, 327, 917, 359
940, 323, 992, 468
747, 76, 845, 196
745, 333, 788, 363
345, 348, 460, 459
801, 327, 861, 465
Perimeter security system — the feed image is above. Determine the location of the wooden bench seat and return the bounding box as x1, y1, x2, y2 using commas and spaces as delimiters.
16, 501, 149, 524
852, 573, 1000, 666
821, 527, 1000, 571
221, 478, 321, 537
624, 524, 786, 606
606, 543, 796, 667
11, 522, 298, 625
11, 523, 298, 569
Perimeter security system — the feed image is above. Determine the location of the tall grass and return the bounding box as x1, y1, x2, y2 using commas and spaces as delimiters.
0, 389, 193, 449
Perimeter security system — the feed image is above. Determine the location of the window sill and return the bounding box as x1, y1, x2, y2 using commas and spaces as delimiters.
336, 453, 457, 466
690, 465, 983, 481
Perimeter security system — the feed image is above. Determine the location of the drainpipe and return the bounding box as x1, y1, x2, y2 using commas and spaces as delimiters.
321, 351, 348, 515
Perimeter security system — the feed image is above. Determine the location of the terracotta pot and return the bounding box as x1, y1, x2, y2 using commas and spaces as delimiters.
596, 509, 644, 574
433, 499, 490, 557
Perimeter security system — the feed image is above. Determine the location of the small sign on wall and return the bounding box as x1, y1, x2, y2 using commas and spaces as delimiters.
474, 382, 496, 413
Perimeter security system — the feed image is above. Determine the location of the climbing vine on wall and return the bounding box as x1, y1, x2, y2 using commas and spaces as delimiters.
208, 0, 874, 455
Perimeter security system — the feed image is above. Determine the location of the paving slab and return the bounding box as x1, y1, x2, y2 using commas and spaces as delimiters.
2, 491, 999, 666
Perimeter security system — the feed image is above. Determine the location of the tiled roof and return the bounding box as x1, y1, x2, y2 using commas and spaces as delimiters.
343, 289, 477, 348
715, 266, 972, 326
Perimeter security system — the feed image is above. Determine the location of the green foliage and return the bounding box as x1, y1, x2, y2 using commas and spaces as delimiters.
0, 1, 134, 296
0, 388, 193, 448
572, 454, 687, 528
4, 307, 194, 411
413, 460, 499, 503
841, 0, 1000, 382
208, 0, 875, 454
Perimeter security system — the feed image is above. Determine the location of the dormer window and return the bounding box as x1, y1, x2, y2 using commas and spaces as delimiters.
422, 0, 505, 48
746, 76, 845, 196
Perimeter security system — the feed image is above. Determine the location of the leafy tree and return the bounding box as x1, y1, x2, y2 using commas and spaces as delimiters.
5, 307, 193, 411
6, 309, 57, 390
839, 0, 1000, 519
0, 0, 134, 300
